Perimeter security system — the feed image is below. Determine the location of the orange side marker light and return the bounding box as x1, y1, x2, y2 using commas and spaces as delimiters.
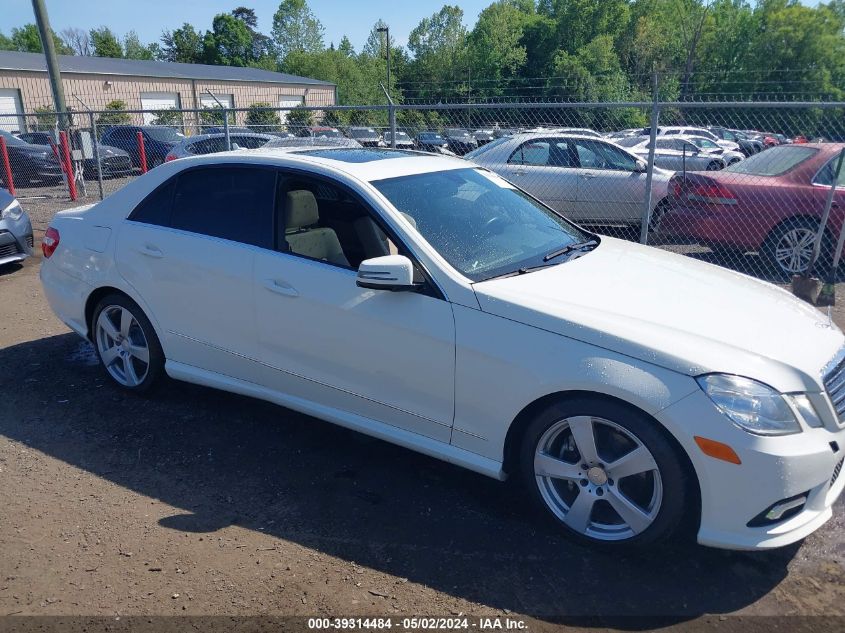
694, 436, 742, 465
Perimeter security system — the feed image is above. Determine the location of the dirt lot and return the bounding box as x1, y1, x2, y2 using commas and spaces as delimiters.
1, 195, 845, 631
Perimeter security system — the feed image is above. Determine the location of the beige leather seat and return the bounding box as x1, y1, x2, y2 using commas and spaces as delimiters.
285, 190, 349, 266
353, 212, 417, 258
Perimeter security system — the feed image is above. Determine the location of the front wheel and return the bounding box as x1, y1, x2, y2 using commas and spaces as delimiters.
93, 294, 164, 393
518, 397, 689, 549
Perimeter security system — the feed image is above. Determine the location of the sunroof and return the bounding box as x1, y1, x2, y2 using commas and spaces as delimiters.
295, 148, 419, 163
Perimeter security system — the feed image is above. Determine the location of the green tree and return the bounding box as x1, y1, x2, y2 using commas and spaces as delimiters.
272, 0, 325, 60
245, 102, 282, 131
0, 24, 72, 54
160, 24, 204, 63
284, 104, 313, 130
405, 5, 469, 101
123, 31, 155, 60
97, 100, 131, 127
232, 7, 273, 60
467, 1, 528, 99
151, 108, 183, 128
90, 26, 123, 58
33, 106, 58, 131
199, 105, 235, 130
203, 13, 255, 66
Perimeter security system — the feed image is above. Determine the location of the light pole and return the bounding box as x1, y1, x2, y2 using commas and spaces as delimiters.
376, 26, 390, 99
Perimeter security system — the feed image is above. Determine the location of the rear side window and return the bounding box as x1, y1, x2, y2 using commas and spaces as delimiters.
727, 145, 818, 176
130, 179, 175, 226
171, 167, 275, 248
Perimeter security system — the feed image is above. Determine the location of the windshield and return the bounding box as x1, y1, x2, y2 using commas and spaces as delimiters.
350, 128, 378, 138
0, 130, 28, 147
726, 145, 818, 176
615, 136, 645, 148
692, 138, 720, 149
372, 168, 591, 281
420, 133, 445, 142
386, 132, 410, 141
464, 136, 510, 159
312, 128, 343, 138
446, 128, 470, 136
145, 127, 185, 142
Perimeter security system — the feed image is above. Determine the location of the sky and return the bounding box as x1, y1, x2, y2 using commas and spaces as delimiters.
5, 0, 825, 52
4, 0, 495, 51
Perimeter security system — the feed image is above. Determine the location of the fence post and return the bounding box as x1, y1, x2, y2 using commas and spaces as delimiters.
0, 136, 15, 196
59, 130, 77, 202
639, 71, 661, 245
223, 110, 231, 151
89, 111, 104, 201
136, 131, 148, 174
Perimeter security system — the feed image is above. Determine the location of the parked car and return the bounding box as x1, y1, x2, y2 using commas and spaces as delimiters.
382, 130, 415, 149
0, 130, 64, 186
165, 133, 275, 161
264, 136, 362, 149
473, 129, 496, 146
657, 126, 741, 153
17, 130, 133, 178
295, 126, 346, 140
100, 125, 186, 168
40, 147, 845, 551
617, 135, 728, 171
443, 128, 478, 155
0, 187, 33, 265
415, 132, 450, 153
466, 132, 673, 226
201, 126, 254, 135
347, 127, 384, 147
707, 127, 764, 157
660, 143, 845, 276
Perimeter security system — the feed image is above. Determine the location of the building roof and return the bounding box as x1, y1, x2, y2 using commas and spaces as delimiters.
0, 50, 334, 86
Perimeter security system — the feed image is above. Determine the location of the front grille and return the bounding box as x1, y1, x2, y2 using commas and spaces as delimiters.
26, 234, 33, 248
103, 156, 131, 170
0, 242, 21, 258
832, 458, 844, 488
823, 351, 845, 423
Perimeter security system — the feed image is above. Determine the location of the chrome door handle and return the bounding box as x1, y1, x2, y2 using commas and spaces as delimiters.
580, 172, 597, 179
264, 279, 299, 298
512, 169, 526, 176
138, 244, 163, 258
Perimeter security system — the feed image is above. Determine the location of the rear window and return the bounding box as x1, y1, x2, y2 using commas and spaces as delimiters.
726, 145, 818, 176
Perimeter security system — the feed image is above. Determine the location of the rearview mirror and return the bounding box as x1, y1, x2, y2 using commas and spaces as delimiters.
357, 255, 416, 291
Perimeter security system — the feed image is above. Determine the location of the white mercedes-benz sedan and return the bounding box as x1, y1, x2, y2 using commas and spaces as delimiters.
40, 147, 845, 551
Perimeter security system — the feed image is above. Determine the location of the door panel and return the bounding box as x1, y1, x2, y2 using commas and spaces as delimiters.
502, 139, 579, 217
116, 224, 262, 382
572, 139, 648, 222
253, 250, 456, 442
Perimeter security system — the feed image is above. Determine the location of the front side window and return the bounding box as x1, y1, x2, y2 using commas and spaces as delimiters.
372, 167, 591, 281
170, 167, 275, 248
574, 139, 638, 171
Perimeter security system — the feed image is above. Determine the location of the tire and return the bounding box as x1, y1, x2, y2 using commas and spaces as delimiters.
92, 293, 164, 393
706, 161, 721, 171
762, 217, 831, 278
518, 396, 689, 549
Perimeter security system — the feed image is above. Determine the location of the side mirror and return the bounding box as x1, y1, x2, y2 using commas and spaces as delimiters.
231, 142, 241, 150
634, 160, 647, 173
357, 255, 416, 291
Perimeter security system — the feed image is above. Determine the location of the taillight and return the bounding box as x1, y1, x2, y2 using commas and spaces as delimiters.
165, 153, 177, 162
687, 182, 737, 205
42, 226, 60, 258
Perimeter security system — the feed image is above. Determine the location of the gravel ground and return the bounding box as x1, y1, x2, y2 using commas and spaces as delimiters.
1, 194, 844, 631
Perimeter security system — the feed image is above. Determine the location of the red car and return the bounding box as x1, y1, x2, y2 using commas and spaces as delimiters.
659, 143, 845, 276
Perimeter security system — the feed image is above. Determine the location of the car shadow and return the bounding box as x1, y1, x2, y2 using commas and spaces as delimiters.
0, 332, 798, 624
0, 262, 24, 277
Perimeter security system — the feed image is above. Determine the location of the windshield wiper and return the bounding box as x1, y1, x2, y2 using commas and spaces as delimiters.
543, 239, 598, 262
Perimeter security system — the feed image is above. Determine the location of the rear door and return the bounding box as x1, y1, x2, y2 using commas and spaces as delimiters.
502, 138, 580, 217
571, 138, 648, 223
116, 165, 276, 381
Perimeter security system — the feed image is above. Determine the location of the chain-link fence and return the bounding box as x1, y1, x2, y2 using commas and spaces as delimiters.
2, 100, 843, 281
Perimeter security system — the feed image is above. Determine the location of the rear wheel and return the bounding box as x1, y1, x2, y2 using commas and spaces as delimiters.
763, 217, 830, 277
93, 294, 164, 393
518, 397, 688, 549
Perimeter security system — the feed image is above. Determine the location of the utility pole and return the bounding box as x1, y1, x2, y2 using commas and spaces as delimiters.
31, 0, 69, 129
377, 26, 390, 100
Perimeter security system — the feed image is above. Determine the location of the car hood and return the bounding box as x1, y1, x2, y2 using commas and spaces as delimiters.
472, 237, 842, 392
97, 144, 130, 158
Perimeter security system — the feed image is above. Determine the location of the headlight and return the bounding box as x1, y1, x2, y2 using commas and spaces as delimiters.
697, 374, 801, 435
786, 394, 824, 429
1, 200, 23, 221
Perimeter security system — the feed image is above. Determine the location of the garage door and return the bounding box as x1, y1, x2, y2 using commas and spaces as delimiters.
0, 89, 25, 133
200, 93, 234, 110
279, 96, 304, 124
140, 92, 181, 124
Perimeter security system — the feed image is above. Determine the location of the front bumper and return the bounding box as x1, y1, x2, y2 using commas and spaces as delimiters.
656, 389, 845, 550
0, 214, 34, 265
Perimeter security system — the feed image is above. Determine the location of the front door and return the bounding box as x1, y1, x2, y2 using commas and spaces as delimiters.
253, 173, 456, 442
502, 138, 580, 218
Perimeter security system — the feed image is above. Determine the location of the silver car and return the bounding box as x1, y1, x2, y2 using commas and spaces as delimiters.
617, 135, 730, 171
165, 132, 275, 161
657, 126, 742, 152
0, 188, 34, 266
466, 133, 673, 226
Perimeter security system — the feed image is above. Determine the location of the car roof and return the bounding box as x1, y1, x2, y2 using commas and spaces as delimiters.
180, 146, 471, 182
185, 132, 272, 143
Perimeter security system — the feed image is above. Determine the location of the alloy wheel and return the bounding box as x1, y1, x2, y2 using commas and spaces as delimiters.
773, 226, 816, 275
95, 305, 151, 387
534, 416, 663, 541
